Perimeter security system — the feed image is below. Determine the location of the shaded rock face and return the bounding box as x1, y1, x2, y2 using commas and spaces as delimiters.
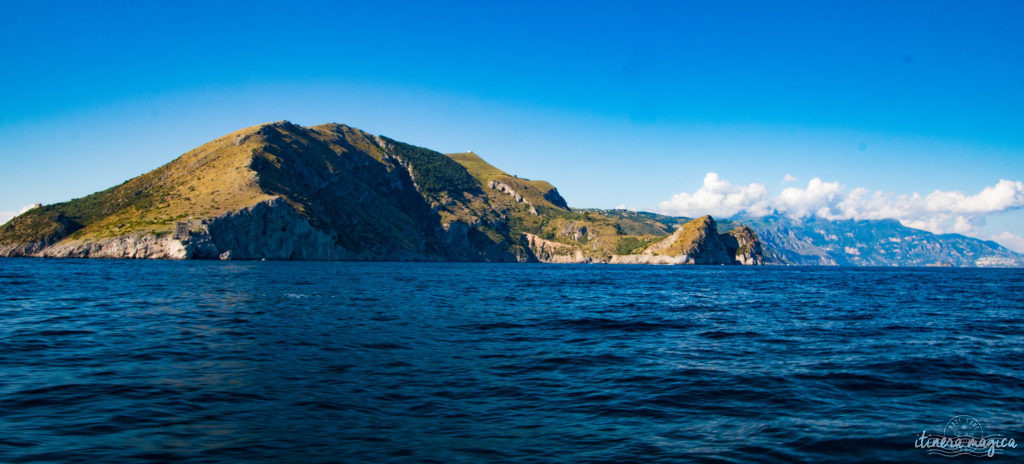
245, 125, 525, 262
722, 225, 765, 265
433, 220, 521, 263
251, 123, 439, 257
542, 188, 570, 210
205, 198, 347, 260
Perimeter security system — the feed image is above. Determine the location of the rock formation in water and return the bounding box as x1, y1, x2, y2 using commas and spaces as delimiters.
0, 121, 764, 264
605, 216, 764, 265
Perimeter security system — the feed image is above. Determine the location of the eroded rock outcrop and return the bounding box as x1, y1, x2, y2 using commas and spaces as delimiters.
542, 188, 569, 210
35, 232, 219, 260
722, 225, 765, 265
488, 180, 525, 203
522, 233, 592, 263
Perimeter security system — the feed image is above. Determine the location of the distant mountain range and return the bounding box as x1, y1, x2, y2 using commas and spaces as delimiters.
724, 214, 1024, 267
593, 210, 1023, 267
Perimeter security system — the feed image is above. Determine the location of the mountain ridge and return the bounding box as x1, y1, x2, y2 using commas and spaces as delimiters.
728, 214, 1024, 267
0, 121, 763, 265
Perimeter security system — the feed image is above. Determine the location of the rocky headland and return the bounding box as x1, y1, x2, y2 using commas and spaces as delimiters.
0, 121, 764, 265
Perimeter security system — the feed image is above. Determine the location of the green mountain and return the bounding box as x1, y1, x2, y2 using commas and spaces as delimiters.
0, 121, 762, 264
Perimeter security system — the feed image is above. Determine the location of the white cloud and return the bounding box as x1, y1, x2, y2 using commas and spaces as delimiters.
0, 204, 40, 226
776, 178, 844, 218
658, 172, 771, 217
658, 174, 1024, 247
992, 232, 1024, 253
783, 174, 798, 183
924, 180, 1024, 214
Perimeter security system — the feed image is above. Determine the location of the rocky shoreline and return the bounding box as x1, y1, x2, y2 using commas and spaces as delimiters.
2, 199, 764, 265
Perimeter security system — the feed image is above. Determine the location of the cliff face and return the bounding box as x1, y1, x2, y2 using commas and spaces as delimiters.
203, 198, 347, 260
521, 233, 591, 263
722, 225, 766, 265
0, 121, 765, 264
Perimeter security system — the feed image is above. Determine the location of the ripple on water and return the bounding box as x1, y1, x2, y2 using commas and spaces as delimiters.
0, 259, 1021, 463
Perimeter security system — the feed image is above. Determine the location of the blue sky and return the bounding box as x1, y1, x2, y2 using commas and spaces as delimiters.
1, 1, 1022, 249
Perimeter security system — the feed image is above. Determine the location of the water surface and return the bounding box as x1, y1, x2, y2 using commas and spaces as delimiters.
1, 259, 1021, 462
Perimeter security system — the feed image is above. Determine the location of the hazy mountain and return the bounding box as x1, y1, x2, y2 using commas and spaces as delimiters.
587, 211, 1022, 267
720, 214, 1023, 267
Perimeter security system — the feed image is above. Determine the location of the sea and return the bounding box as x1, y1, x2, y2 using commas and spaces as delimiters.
1, 259, 1021, 463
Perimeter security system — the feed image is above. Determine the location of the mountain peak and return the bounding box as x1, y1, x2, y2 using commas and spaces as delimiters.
0, 121, 763, 265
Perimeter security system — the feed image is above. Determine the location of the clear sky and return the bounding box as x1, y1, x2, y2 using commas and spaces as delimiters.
1, 1, 1022, 249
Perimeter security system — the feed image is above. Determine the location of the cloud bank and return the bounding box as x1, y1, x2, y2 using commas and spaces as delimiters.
992, 232, 1024, 253
658, 173, 1024, 251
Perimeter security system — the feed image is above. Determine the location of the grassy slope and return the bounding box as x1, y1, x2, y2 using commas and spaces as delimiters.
0, 122, 498, 255
0, 123, 275, 245
447, 152, 563, 209
649, 216, 713, 256
446, 152, 672, 258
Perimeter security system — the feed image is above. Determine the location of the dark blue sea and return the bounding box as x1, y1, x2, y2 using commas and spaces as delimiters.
1, 259, 1021, 463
